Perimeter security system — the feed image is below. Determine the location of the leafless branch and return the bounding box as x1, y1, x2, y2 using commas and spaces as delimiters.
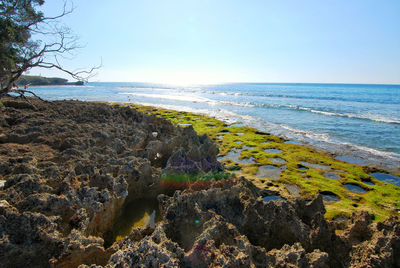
1, 0, 100, 97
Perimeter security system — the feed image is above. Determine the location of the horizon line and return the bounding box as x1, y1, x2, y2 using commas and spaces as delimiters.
89, 80, 400, 86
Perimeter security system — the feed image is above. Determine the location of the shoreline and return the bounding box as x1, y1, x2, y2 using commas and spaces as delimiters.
127, 102, 400, 219
122, 101, 400, 174
27, 83, 400, 172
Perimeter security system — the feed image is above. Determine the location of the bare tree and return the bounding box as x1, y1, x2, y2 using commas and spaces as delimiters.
0, 0, 100, 98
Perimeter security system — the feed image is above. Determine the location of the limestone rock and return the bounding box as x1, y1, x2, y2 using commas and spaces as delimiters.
0, 97, 223, 267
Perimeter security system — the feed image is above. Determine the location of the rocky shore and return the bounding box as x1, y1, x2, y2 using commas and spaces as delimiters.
0, 97, 399, 267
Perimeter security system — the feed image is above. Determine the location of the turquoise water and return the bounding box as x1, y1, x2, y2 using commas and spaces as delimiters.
30, 82, 400, 170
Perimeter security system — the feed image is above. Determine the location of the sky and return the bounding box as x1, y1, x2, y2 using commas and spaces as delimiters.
29, 0, 400, 84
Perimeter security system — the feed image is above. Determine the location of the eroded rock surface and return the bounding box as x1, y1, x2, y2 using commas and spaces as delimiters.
0, 97, 221, 267
0, 98, 399, 268
89, 178, 399, 267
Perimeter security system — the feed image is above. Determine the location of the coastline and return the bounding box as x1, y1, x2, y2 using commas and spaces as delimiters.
128, 102, 400, 221
1, 97, 399, 267
28, 82, 400, 172
128, 101, 400, 174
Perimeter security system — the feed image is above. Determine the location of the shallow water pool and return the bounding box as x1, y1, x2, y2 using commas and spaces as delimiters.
370, 173, 400, 187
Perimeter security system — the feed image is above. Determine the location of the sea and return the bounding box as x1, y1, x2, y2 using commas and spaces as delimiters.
29, 82, 400, 172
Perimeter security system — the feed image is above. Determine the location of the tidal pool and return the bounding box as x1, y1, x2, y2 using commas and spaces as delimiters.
269, 157, 287, 164
178, 123, 192, 127
264, 149, 282, 153
263, 195, 285, 202
255, 165, 285, 180
343, 184, 367, 193
299, 161, 331, 171
370, 173, 400, 187
362, 179, 375, 185
104, 198, 160, 247
335, 155, 367, 166
217, 149, 255, 164
320, 191, 340, 203
324, 172, 341, 180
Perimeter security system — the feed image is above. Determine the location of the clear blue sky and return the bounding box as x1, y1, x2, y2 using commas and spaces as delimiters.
29, 0, 400, 84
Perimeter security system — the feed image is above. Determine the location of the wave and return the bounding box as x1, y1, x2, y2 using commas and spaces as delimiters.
196, 89, 399, 105
119, 92, 255, 108
278, 124, 332, 141
117, 87, 179, 92
344, 113, 400, 125
127, 101, 255, 124
255, 103, 400, 125
120, 92, 216, 104
261, 121, 400, 165
124, 99, 400, 170
305, 109, 400, 125
119, 92, 400, 124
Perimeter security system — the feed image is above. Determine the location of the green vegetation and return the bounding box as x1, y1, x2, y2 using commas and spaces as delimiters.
161, 171, 231, 184
128, 104, 400, 221
16, 75, 83, 86
17, 75, 66, 86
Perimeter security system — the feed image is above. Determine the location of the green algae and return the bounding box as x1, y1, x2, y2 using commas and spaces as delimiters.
161, 171, 231, 184
126, 103, 400, 221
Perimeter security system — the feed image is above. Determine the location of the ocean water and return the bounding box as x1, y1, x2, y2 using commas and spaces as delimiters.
30, 82, 400, 171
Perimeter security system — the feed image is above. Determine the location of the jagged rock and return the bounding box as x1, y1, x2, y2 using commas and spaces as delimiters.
0, 200, 64, 267
100, 178, 400, 267
341, 212, 400, 267
0, 97, 223, 267
1, 97, 399, 267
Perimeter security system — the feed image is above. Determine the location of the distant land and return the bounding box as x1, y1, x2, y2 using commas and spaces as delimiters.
17, 75, 84, 86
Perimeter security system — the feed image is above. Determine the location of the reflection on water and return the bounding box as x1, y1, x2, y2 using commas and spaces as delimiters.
264, 149, 282, 153
362, 179, 374, 185
255, 165, 285, 180
324, 172, 341, 180
263, 195, 284, 202
299, 161, 331, 170
370, 172, 400, 187
218, 149, 255, 164
343, 184, 367, 193
321, 193, 340, 203
178, 123, 192, 127
105, 198, 160, 247
336, 155, 367, 165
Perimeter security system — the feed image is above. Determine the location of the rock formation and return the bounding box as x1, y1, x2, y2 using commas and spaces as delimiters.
0, 97, 221, 267
0, 97, 399, 267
